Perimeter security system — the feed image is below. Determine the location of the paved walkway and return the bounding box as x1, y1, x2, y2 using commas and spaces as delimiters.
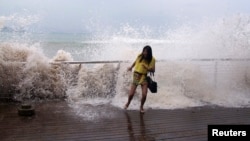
1, 101, 250, 141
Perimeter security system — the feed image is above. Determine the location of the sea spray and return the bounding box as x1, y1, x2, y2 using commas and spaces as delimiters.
66, 63, 121, 121
0, 43, 39, 100
0, 44, 79, 101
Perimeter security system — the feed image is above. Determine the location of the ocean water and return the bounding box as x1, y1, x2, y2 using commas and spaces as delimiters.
1, 14, 250, 120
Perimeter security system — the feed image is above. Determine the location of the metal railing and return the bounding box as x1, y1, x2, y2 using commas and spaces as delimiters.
1, 58, 250, 101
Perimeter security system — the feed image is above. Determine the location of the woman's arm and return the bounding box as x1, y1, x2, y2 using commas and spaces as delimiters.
143, 64, 155, 72
149, 63, 155, 72
142, 59, 155, 72
127, 61, 135, 71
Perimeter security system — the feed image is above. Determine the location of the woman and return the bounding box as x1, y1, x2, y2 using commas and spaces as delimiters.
124, 45, 156, 113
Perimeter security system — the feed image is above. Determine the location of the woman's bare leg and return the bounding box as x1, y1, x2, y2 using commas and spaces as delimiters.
125, 84, 137, 109
140, 83, 148, 113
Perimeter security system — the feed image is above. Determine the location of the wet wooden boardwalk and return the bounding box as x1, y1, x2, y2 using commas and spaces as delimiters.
1, 101, 250, 141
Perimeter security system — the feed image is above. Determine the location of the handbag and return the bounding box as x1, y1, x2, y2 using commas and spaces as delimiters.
146, 72, 157, 93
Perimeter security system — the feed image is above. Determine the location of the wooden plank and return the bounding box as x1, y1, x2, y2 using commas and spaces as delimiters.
1, 101, 250, 141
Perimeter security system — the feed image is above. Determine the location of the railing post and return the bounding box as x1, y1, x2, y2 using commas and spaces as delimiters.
214, 61, 218, 89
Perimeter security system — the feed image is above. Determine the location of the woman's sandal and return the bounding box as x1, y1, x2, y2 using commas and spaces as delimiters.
140, 109, 145, 113
124, 104, 128, 110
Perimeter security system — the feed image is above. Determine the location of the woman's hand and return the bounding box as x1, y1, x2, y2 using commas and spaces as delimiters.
142, 64, 149, 71
127, 62, 135, 72
127, 66, 132, 72
142, 64, 154, 72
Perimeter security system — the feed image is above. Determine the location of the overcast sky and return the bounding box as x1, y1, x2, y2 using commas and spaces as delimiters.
0, 0, 250, 33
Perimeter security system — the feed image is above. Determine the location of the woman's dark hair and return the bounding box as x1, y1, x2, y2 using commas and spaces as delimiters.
139, 45, 153, 64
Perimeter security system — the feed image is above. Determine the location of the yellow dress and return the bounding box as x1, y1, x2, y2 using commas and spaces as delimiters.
133, 54, 155, 85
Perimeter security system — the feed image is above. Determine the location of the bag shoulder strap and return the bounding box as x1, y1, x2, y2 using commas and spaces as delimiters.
149, 72, 155, 81
149, 72, 154, 76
